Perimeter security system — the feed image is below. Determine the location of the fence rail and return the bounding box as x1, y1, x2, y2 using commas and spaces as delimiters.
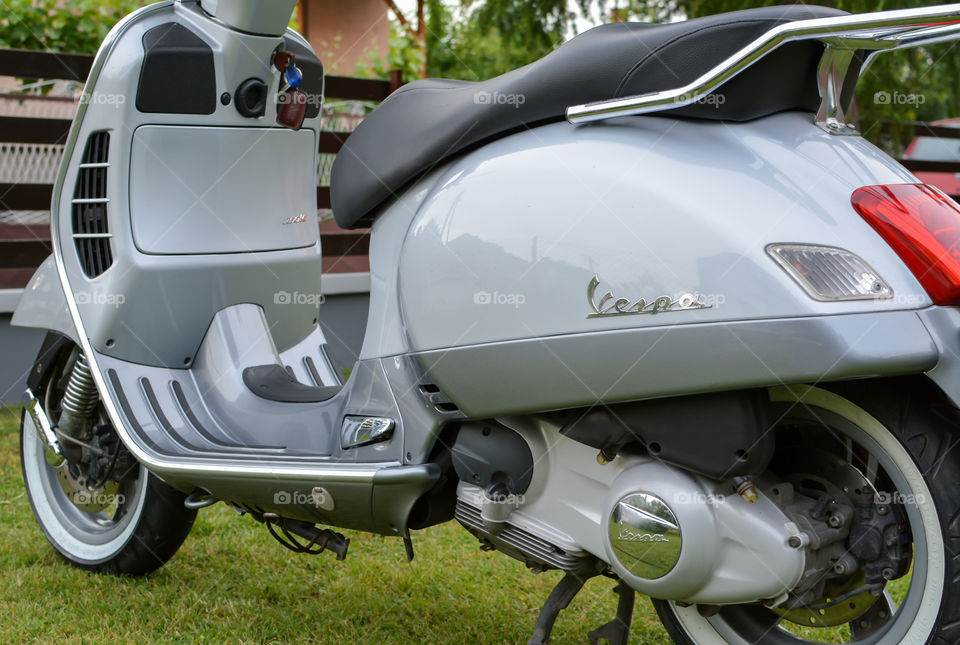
6, 47, 960, 292
0, 48, 396, 289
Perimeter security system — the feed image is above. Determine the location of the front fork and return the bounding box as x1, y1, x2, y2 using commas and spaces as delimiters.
24, 350, 101, 467
55, 353, 100, 462
24, 388, 64, 468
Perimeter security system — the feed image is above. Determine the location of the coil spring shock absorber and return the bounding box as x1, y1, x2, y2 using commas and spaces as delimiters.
57, 353, 99, 462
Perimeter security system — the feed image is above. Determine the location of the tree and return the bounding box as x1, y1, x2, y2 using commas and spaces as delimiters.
668, 0, 960, 154
349, 0, 960, 154
0, 0, 145, 55
427, 0, 588, 80
368, 0, 589, 81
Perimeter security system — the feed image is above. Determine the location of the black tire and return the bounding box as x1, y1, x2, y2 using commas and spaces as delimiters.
654, 379, 960, 644
20, 339, 196, 576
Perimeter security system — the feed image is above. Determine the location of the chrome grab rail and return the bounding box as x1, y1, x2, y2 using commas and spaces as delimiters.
566, 4, 960, 134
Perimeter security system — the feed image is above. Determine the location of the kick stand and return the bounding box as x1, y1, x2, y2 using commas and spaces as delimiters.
587, 580, 635, 645
527, 572, 590, 645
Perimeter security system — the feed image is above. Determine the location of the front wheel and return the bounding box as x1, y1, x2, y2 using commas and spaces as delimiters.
654, 380, 960, 644
20, 340, 195, 575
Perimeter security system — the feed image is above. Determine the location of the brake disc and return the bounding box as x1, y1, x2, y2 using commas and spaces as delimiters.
55, 465, 122, 513
774, 574, 881, 628
771, 448, 888, 628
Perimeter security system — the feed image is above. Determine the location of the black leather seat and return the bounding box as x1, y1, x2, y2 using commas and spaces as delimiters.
330, 5, 846, 229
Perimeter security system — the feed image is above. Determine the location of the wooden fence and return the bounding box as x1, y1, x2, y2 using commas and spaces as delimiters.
4, 46, 960, 290
0, 48, 400, 289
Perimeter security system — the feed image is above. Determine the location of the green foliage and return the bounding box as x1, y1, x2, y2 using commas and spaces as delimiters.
427, 0, 588, 80
0, 0, 145, 55
675, 0, 960, 154
408, 0, 960, 153
387, 22, 426, 82
364, 0, 592, 82
355, 21, 424, 82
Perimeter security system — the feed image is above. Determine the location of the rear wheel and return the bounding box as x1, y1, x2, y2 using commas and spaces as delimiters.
20, 340, 195, 575
654, 381, 960, 644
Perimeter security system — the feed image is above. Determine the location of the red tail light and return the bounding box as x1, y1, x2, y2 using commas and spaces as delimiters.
852, 183, 960, 305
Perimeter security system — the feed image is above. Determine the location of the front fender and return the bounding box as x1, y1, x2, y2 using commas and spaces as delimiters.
11, 255, 79, 344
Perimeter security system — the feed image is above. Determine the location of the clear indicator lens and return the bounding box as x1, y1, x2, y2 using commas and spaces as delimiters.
767, 244, 893, 301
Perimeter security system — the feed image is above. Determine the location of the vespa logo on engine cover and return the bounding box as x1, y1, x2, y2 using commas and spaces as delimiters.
587, 274, 710, 319
618, 525, 671, 543
609, 493, 683, 580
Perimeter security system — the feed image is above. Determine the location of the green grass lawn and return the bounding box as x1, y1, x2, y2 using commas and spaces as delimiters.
0, 407, 675, 644
0, 406, 909, 644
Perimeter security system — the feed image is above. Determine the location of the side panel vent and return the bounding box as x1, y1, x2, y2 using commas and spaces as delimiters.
72, 131, 113, 277
418, 383, 461, 415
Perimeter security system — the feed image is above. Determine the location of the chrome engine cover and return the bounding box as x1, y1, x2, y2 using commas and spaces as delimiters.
608, 492, 682, 580
600, 461, 805, 603
457, 416, 807, 605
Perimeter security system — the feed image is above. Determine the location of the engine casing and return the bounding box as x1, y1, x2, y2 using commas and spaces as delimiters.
455, 416, 805, 604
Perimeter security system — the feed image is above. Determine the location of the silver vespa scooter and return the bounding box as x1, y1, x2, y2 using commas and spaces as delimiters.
15, 1, 960, 642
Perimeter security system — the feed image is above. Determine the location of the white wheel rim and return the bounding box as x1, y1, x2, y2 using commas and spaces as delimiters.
22, 411, 148, 564
666, 385, 945, 645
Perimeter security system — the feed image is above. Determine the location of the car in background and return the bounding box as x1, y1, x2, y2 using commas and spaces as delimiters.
902, 117, 960, 198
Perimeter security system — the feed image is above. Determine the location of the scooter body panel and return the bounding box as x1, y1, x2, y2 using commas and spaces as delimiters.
397, 113, 928, 352
45, 0, 324, 369
387, 113, 938, 414
9, 1, 452, 535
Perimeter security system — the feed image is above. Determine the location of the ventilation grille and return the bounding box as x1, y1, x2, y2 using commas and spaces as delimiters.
71, 131, 113, 277
455, 498, 590, 572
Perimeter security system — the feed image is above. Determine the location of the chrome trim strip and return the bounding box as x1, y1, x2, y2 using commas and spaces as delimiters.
71, 198, 110, 204
25, 387, 65, 467
71, 233, 113, 239
48, 2, 389, 484
566, 4, 960, 125
77, 162, 110, 169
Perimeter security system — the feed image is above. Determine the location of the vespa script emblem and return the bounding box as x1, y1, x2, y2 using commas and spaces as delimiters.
282, 213, 309, 225
587, 275, 710, 319
618, 524, 671, 543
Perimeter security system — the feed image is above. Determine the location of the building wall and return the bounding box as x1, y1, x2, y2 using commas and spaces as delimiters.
300, 0, 390, 75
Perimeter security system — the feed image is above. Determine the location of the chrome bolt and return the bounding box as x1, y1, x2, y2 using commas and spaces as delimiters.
788, 536, 803, 549
827, 515, 843, 528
